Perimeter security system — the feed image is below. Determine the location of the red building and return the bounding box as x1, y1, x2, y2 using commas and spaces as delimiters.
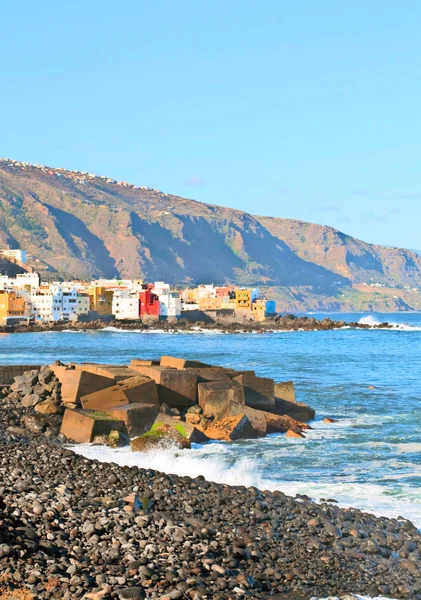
139, 289, 160, 319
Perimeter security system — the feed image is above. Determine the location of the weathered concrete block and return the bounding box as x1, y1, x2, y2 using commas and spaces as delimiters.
51, 366, 115, 406
104, 403, 159, 437
273, 398, 315, 422
60, 409, 125, 443
229, 405, 267, 437
198, 380, 245, 420
263, 412, 311, 434
75, 364, 141, 382
153, 413, 209, 444
81, 376, 158, 410
129, 366, 197, 407
130, 359, 160, 367
185, 367, 231, 384
233, 373, 275, 411
204, 414, 257, 441
160, 356, 210, 369
225, 369, 256, 381
275, 381, 296, 403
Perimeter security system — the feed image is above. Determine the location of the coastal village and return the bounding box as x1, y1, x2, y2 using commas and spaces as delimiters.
0, 248, 277, 325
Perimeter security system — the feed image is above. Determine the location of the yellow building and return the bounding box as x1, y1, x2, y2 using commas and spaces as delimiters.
182, 288, 198, 304
198, 297, 223, 311
235, 288, 252, 311
88, 286, 114, 315
0, 291, 26, 322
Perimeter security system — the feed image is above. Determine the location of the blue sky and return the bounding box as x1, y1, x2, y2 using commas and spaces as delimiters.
1, 1, 420, 249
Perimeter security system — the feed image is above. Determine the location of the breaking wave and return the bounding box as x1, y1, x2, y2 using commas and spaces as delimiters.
358, 315, 421, 330
73, 439, 421, 528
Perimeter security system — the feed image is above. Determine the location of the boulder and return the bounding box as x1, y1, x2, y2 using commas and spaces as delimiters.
204, 414, 257, 441
21, 393, 41, 408
152, 413, 209, 444
323, 417, 338, 423
286, 429, 306, 439
104, 403, 159, 437
92, 430, 129, 448
129, 366, 197, 408
160, 356, 210, 369
60, 409, 126, 443
21, 414, 47, 433
130, 423, 191, 452
22, 370, 39, 386
198, 380, 245, 420
34, 399, 59, 415
81, 376, 158, 411
233, 373, 275, 412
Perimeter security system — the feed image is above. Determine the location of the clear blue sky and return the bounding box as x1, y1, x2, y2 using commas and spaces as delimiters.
1, 1, 420, 250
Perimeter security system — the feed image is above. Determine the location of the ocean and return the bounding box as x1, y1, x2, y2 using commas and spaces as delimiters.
1, 312, 420, 530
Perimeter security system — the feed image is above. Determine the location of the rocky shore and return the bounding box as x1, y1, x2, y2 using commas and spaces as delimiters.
1, 360, 421, 599
0, 314, 395, 335
1, 419, 421, 600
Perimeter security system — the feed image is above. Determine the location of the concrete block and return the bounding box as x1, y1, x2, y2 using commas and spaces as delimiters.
60, 409, 125, 443
263, 411, 311, 434
129, 366, 197, 407
229, 405, 267, 437
204, 414, 258, 441
81, 376, 158, 410
130, 359, 160, 367
160, 356, 210, 369
273, 398, 315, 422
75, 364, 140, 382
51, 367, 116, 406
233, 373, 275, 411
185, 367, 231, 383
153, 413, 209, 444
275, 381, 296, 403
198, 380, 245, 420
104, 403, 159, 437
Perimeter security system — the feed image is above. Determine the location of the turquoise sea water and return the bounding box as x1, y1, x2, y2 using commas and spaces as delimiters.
1, 312, 420, 527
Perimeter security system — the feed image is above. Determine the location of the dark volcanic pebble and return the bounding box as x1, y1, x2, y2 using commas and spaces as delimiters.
1, 395, 421, 599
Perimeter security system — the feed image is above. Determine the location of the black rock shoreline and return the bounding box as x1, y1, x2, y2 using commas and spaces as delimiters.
1, 415, 420, 599
0, 315, 395, 335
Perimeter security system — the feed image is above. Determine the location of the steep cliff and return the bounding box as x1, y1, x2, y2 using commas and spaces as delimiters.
1, 159, 420, 311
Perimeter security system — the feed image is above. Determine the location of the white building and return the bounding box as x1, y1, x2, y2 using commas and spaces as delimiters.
0, 273, 40, 291
157, 291, 181, 319
1, 249, 27, 264
112, 290, 139, 320
31, 285, 89, 321
151, 282, 181, 319
197, 284, 216, 299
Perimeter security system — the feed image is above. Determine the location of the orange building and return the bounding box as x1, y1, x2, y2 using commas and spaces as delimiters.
0, 291, 26, 322
88, 286, 114, 315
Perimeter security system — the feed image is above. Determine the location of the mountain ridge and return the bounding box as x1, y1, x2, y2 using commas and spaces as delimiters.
1, 158, 420, 312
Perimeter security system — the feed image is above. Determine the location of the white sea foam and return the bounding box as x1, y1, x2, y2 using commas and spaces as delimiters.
73, 440, 421, 527
358, 315, 421, 331
100, 326, 226, 335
